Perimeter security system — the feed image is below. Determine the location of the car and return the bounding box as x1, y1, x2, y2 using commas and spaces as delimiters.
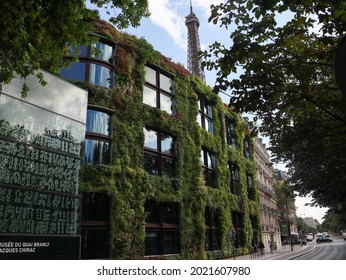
316, 236, 333, 243
306, 234, 314, 242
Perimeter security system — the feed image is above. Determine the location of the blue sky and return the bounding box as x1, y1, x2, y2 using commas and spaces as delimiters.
87, 0, 328, 223
89, 0, 231, 103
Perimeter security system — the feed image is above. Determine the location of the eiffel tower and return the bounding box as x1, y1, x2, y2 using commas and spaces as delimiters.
185, 0, 205, 81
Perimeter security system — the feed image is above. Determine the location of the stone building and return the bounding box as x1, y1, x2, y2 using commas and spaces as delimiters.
253, 137, 282, 250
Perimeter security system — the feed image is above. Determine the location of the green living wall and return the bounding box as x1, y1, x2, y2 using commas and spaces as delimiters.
78, 18, 261, 259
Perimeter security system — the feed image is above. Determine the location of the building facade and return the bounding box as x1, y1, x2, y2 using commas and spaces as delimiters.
253, 137, 282, 250
57, 18, 261, 259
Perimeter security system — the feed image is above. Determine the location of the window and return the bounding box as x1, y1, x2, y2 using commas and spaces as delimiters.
229, 163, 240, 195
232, 212, 245, 248
81, 192, 110, 259
143, 127, 176, 178
201, 148, 216, 187
205, 207, 221, 251
225, 117, 236, 148
243, 136, 251, 160
60, 40, 115, 88
143, 65, 175, 115
246, 173, 255, 200
197, 96, 214, 135
145, 200, 180, 256
84, 107, 112, 165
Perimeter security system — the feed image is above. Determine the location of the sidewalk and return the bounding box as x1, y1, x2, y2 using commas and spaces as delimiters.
229, 243, 316, 260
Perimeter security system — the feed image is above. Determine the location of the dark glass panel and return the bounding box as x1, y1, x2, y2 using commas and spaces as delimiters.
86, 109, 111, 136
81, 229, 109, 259
163, 203, 179, 224
82, 192, 109, 221
161, 157, 175, 178
143, 152, 159, 176
145, 201, 160, 224
84, 139, 110, 165
145, 231, 160, 255
205, 231, 211, 251
212, 231, 221, 250
163, 231, 180, 254
208, 170, 216, 187
60, 62, 86, 82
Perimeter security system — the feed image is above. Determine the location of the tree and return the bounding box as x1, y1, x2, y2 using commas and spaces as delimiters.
321, 211, 346, 234
0, 0, 149, 96
202, 0, 346, 213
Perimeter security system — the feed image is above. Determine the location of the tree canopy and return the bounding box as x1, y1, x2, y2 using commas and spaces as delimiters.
202, 0, 346, 213
0, 0, 149, 96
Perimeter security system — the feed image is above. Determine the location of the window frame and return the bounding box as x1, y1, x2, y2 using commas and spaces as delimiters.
197, 95, 214, 135
243, 136, 252, 160
229, 162, 240, 195
225, 116, 236, 148
246, 173, 255, 200
80, 191, 110, 259
60, 37, 115, 88
201, 148, 217, 187
144, 200, 181, 256
143, 65, 175, 115
84, 105, 113, 165
205, 207, 221, 251
232, 212, 245, 248
143, 127, 176, 178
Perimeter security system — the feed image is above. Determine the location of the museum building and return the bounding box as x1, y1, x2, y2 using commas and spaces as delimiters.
58, 18, 261, 259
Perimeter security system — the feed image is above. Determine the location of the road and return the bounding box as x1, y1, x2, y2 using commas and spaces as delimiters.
296, 236, 346, 260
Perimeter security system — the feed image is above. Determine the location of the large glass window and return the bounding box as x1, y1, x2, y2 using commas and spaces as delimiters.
225, 117, 236, 149
85, 107, 112, 165
143, 65, 175, 115
205, 207, 221, 251
229, 162, 240, 195
244, 136, 252, 160
143, 127, 176, 178
60, 40, 115, 89
232, 212, 245, 248
145, 200, 180, 256
197, 95, 214, 135
201, 148, 216, 187
246, 173, 255, 200
81, 192, 110, 259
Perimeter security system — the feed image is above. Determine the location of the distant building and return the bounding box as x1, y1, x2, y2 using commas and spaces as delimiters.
303, 217, 318, 230
253, 137, 281, 250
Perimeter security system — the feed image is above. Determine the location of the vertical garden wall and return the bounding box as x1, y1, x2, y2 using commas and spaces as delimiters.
77, 18, 261, 259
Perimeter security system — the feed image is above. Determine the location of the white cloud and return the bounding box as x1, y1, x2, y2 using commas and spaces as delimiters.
148, 0, 187, 50
147, 0, 223, 50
